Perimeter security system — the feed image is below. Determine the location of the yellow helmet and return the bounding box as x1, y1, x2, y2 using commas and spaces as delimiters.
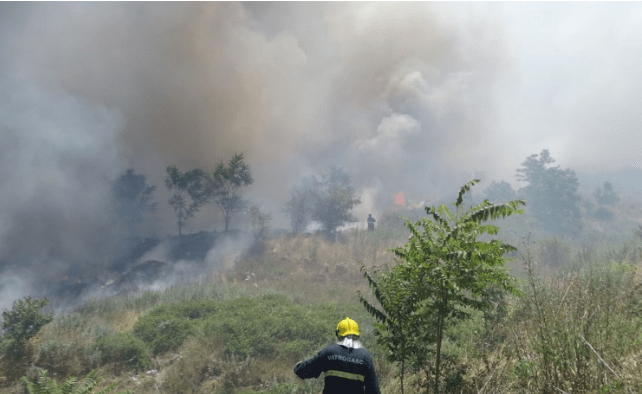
336, 317, 359, 338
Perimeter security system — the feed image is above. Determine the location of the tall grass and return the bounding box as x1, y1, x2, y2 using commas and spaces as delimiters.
505, 240, 642, 393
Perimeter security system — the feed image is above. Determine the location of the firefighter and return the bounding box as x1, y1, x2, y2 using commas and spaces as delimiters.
367, 214, 375, 231
294, 317, 380, 394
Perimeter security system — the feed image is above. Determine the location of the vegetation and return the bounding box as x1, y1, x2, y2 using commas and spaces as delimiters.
245, 202, 272, 252
284, 176, 319, 235
21, 369, 132, 394
165, 166, 209, 237
516, 149, 582, 236
482, 180, 516, 204
1, 226, 642, 393
1, 297, 53, 360
2, 152, 642, 393
89, 332, 150, 370
112, 168, 156, 236
592, 181, 620, 221
165, 153, 253, 235
285, 167, 361, 238
594, 181, 620, 205
208, 153, 254, 232
507, 239, 642, 393
311, 166, 361, 238
360, 180, 524, 394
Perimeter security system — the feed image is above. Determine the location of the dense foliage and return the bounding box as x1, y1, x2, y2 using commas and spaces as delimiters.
165, 166, 210, 237
285, 167, 361, 238
516, 149, 582, 236
245, 202, 272, 252
361, 180, 524, 394
284, 176, 320, 234
112, 168, 156, 236
165, 153, 253, 235
1, 297, 53, 360
207, 153, 254, 232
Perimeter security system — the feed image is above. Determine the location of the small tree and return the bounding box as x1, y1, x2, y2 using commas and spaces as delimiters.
311, 166, 361, 238
208, 153, 253, 232
165, 166, 208, 237
245, 202, 272, 252
112, 168, 156, 235
359, 268, 421, 394
360, 180, 524, 394
594, 181, 619, 205
1, 297, 53, 360
284, 176, 319, 234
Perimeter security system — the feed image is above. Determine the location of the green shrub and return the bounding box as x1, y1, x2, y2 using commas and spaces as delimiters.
35, 337, 86, 376
1, 296, 53, 359
33, 313, 116, 377
131, 300, 218, 355
203, 294, 331, 358
276, 339, 314, 361
139, 317, 194, 355
89, 332, 150, 370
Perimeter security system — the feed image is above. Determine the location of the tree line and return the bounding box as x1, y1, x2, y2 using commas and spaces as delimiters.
112, 149, 621, 240
482, 149, 620, 236
112, 153, 256, 237
112, 158, 362, 240
164, 153, 254, 236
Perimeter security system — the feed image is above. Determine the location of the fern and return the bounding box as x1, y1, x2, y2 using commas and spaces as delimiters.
20, 369, 132, 394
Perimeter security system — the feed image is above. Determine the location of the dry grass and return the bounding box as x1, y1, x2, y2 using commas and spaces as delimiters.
233, 232, 401, 307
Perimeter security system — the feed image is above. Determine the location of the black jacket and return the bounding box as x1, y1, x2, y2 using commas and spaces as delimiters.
294, 343, 380, 394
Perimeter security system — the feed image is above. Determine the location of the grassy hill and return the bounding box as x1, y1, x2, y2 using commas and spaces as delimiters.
2, 193, 642, 394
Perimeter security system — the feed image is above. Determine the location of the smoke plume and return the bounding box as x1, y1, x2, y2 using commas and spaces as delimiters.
1, 2, 641, 310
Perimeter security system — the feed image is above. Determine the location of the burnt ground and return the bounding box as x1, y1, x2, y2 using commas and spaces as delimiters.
41, 231, 244, 311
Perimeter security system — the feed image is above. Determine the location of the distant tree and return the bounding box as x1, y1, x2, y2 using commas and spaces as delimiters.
311, 167, 361, 238
594, 181, 619, 205
516, 149, 582, 236
207, 153, 254, 232
245, 202, 272, 251
165, 166, 208, 237
283, 176, 319, 234
483, 180, 516, 204
112, 168, 156, 235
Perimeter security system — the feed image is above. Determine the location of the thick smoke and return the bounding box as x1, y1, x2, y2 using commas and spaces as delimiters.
1, 2, 641, 310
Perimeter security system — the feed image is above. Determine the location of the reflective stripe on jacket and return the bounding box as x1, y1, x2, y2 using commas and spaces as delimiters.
294, 343, 380, 394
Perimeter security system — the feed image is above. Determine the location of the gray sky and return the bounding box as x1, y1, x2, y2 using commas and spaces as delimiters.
0, 2, 641, 301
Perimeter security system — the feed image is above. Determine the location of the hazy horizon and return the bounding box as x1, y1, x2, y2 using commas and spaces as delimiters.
1, 2, 641, 310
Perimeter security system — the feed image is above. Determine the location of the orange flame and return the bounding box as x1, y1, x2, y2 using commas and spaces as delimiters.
395, 192, 405, 205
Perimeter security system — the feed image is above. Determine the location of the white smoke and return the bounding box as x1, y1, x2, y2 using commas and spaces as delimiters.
0, 73, 125, 302
1, 2, 641, 309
